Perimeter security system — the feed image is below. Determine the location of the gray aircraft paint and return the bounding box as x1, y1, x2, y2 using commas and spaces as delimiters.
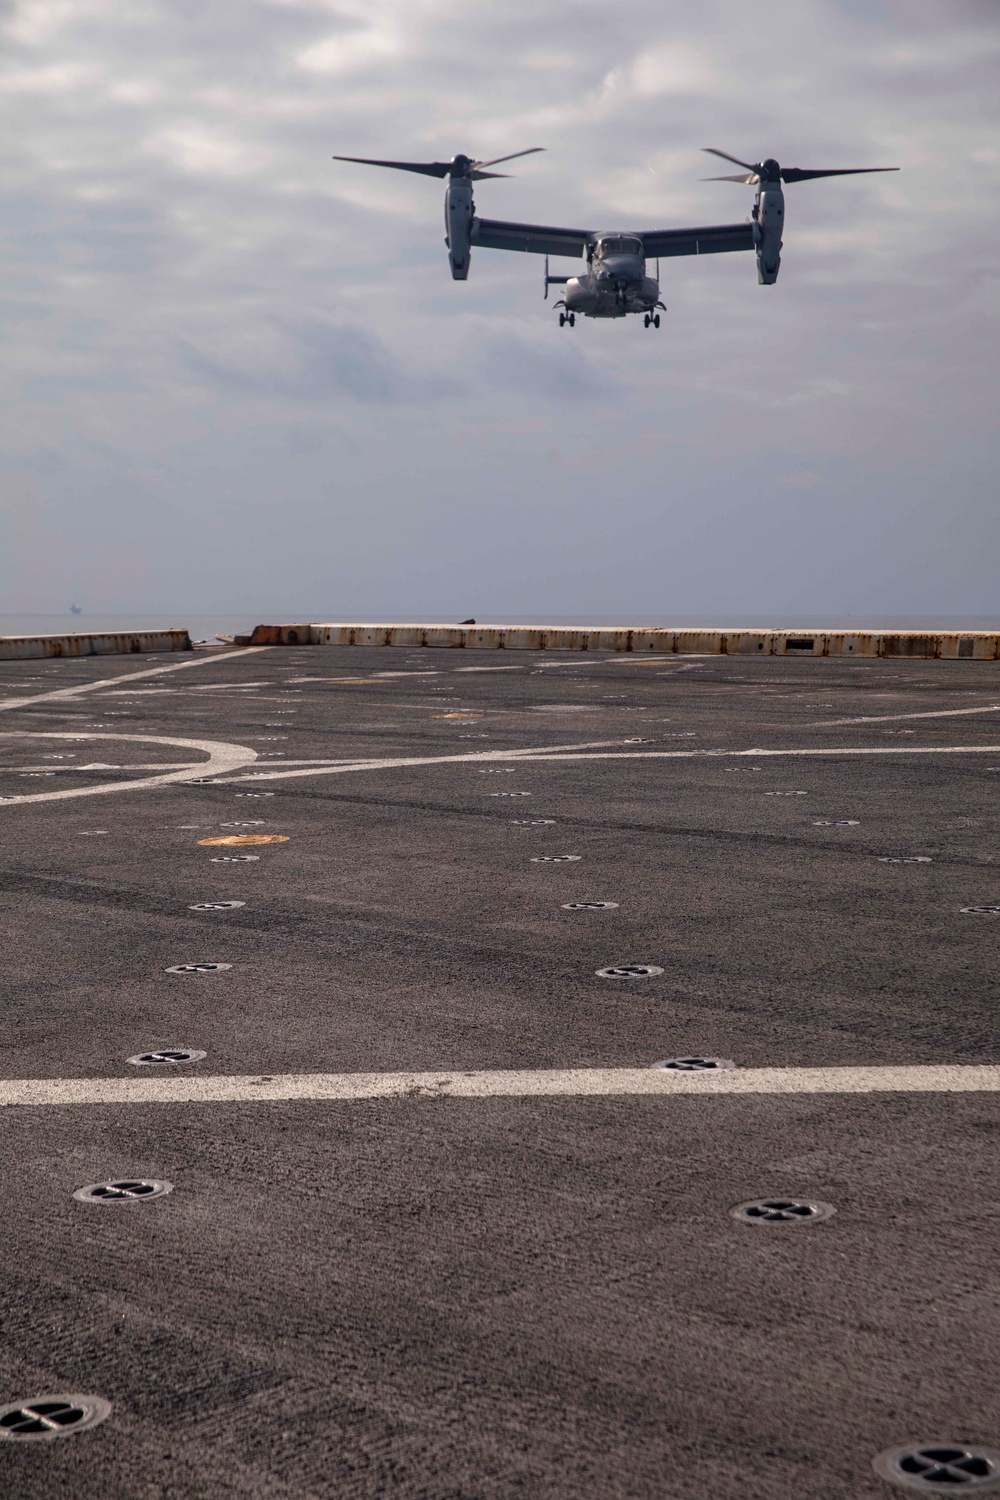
336, 149, 893, 323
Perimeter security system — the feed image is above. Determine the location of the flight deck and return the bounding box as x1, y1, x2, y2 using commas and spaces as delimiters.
1, 642, 998, 1498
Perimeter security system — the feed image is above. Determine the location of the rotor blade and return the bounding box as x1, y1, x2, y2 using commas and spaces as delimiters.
702, 172, 759, 184
473, 147, 545, 169
333, 155, 451, 178
781, 166, 899, 183
470, 170, 511, 181
703, 147, 757, 171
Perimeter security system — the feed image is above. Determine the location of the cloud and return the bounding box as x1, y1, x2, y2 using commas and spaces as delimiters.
470, 331, 611, 400
0, 0, 997, 616
600, 42, 726, 103
0, 61, 96, 93
142, 124, 272, 177
296, 22, 404, 77
2, 0, 118, 46
184, 320, 457, 404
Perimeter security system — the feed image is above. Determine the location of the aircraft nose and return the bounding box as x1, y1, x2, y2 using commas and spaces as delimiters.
601, 256, 639, 279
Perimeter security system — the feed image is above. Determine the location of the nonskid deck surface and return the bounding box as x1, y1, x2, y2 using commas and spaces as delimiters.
1, 644, 998, 1498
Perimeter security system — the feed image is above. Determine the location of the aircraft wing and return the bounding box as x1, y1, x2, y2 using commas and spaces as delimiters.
470, 218, 590, 258
469, 216, 755, 260
639, 223, 754, 257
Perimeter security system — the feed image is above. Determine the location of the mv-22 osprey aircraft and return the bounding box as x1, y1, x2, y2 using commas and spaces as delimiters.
334, 147, 897, 327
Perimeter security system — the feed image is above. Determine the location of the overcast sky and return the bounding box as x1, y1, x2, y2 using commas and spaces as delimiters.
0, 0, 997, 622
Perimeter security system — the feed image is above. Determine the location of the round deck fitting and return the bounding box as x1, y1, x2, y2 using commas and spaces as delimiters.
872, 1442, 1000, 1491
653, 1056, 735, 1071
127, 1049, 205, 1066
165, 962, 232, 974
731, 1199, 835, 1225
0, 1395, 112, 1441
596, 964, 663, 979
73, 1180, 173, 1204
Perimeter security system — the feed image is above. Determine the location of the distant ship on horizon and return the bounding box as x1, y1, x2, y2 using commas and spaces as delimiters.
69, 604, 82, 615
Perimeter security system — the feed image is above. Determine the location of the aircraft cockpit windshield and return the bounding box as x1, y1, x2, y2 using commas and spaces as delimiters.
597, 236, 642, 257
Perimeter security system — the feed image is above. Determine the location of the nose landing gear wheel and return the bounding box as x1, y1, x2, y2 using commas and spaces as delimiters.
559, 313, 565, 326
643, 314, 650, 328
567, 313, 575, 327
653, 314, 660, 328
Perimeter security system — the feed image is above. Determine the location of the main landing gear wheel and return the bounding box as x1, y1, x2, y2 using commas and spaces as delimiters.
653, 313, 660, 328
643, 314, 650, 327
559, 313, 565, 326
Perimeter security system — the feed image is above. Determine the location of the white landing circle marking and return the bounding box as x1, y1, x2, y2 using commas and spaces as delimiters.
4, 1065, 1000, 1107
0, 731, 258, 806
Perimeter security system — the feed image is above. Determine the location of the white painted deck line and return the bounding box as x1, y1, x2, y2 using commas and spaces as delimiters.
217, 740, 645, 782
815, 704, 1000, 727
0, 646, 270, 715
3, 1066, 1000, 1107
226, 742, 1000, 783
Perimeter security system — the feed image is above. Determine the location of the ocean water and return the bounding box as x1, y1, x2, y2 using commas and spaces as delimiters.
0, 614, 259, 642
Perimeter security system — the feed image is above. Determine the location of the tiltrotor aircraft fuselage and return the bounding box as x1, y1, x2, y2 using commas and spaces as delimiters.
334, 147, 897, 327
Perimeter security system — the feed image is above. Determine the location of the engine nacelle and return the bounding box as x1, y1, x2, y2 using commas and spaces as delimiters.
444, 176, 473, 280
754, 181, 784, 285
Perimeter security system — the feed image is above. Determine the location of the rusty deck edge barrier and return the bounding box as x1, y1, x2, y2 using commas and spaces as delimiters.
0, 629, 192, 661
246, 623, 1000, 661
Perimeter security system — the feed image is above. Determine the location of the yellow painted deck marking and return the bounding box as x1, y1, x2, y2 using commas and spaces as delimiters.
194, 834, 289, 846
